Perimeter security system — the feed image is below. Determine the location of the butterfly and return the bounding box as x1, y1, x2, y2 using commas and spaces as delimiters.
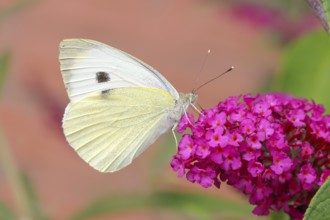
59, 39, 197, 172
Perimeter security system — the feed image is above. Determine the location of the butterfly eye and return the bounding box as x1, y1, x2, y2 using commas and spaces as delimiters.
96, 72, 110, 83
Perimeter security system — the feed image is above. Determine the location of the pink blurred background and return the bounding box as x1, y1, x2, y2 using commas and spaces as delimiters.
0, 0, 319, 219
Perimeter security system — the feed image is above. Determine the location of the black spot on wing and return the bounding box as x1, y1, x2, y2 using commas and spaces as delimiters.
101, 89, 110, 95
96, 72, 111, 95
96, 72, 110, 83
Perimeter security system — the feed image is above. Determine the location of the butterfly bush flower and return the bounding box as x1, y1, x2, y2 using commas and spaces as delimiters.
171, 93, 330, 219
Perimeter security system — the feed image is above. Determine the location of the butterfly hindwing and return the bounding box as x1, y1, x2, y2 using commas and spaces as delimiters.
63, 87, 175, 172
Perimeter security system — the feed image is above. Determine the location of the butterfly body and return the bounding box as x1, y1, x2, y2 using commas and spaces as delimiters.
59, 39, 196, 172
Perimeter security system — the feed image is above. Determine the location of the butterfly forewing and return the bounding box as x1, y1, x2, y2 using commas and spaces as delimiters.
59, 39, 179, 101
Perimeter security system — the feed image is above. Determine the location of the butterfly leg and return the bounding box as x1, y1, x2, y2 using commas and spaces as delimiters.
190, 103, 205, 116
171, 123, 178, 147
184, 109, 195, 127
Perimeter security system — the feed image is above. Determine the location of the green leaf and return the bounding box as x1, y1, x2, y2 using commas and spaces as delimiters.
0, 52, 10, 91
270, 31, 330, 112
303, 177, 330, 220
70, 191, 257, 220
0, 202, 15, 220
323, 0, 330, 31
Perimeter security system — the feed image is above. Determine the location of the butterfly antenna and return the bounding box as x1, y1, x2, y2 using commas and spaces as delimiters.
193, 49, 211, 89
192, 66, 234, 93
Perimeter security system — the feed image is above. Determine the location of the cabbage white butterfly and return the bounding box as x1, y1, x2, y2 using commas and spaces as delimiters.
59, 39, 197, 172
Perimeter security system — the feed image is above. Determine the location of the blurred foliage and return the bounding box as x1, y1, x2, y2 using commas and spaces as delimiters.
226, 0, 310, 14
321, 0, 330, 31
270, 30, 330, 112
304, 177, 330, 220
0, 202, 15, 220
0, 52, 14, 219
20, 174, 48, 220
229, 0, 330, 33
306, 0, 330, 33
270, 211, 290, 220
0, 2, 46, 217
325, 0, 330, 23
70, 191, 256, 220
150, 135, 177, 185
0, 0, 39, 23
0, 52, 10, 90
0, 52, 47, 220
226, 0, 319, 44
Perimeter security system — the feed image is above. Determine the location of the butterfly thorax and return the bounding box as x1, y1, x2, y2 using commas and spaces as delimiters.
168, 92, 197, 123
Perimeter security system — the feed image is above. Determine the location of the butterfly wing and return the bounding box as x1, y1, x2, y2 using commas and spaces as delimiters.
59, 39, 179, 101
63, 87, 175, 172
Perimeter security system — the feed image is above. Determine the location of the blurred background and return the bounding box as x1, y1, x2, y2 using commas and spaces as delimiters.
0, 0, 328, 220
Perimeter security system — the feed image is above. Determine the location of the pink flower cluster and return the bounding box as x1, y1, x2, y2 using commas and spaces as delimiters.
171, 93, 330, 219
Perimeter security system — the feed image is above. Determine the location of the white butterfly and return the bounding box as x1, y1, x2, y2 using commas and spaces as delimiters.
59, 39, 197, 172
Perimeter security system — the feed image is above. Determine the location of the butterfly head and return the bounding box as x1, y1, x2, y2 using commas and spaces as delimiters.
178, 92, 197, 106
189, 92, 198, 104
